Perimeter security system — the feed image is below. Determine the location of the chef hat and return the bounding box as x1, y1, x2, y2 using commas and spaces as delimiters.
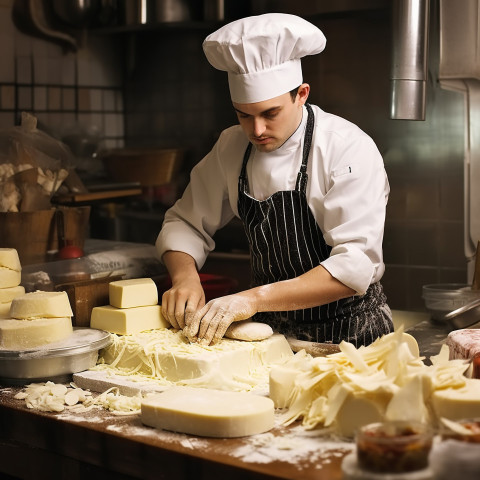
203, 13, 326, 104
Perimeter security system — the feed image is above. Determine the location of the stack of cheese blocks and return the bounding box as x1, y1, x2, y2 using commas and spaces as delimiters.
1, 290, 73, 351
90, 278, 169, 334
0, 248, 25, 319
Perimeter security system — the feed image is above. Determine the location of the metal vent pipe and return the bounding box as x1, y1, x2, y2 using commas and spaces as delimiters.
390, 0, 430, 120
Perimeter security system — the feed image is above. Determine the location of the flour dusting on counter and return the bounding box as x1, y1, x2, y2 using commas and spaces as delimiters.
230, 425, 353, 467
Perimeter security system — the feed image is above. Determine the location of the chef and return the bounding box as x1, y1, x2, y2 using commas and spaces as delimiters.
156, 13, 393, 347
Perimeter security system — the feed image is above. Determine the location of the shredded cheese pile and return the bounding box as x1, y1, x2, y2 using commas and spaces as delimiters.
93, 329, 278, 392
14, 381, 142, 415
272, 328, 470, 433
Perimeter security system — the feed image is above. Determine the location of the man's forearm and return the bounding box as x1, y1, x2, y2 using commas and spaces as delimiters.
249, 265, 356, 313
162, 250, 199, 283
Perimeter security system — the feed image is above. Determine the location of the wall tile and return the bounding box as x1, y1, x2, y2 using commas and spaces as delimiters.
62, 88, 76, 111
48, 87, 61, 110
1, 85, 15, 110
17, 86, 31, 110
33, 86, 47, 111
0, 111, 15, 129
15, 56, 31, 83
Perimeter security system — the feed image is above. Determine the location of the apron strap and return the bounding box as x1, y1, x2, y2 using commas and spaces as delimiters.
295, 103, 315, 193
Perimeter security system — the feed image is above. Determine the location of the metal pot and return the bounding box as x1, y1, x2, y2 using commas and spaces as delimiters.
51, 0, 101, 28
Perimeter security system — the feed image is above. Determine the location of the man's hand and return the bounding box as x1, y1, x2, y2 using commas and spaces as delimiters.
161, 276, 205, 330
184, 293, 258, 345
161, 251, 205, 330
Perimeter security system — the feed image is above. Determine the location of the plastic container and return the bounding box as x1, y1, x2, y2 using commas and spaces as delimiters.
422, 284, 480, 322
355, 421, 433, 474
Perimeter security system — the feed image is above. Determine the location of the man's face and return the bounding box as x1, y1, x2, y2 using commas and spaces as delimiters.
233, 91, 304, 153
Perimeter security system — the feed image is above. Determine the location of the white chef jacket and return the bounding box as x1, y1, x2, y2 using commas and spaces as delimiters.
156, 104, 389, 295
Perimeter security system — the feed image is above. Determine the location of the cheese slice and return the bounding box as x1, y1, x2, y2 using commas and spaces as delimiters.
431, 378, 480, 421
10, 291, 73, 319
0, 316, 73, 349
141, 386, 275, 437
0, 285, 25, 303
90, 304, 169, 334
0, 267, 21, 289
0, 248, 21, 271
109, 278, 158, 308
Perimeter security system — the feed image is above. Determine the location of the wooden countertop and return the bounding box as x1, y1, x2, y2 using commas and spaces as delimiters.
0, 386, 353, 480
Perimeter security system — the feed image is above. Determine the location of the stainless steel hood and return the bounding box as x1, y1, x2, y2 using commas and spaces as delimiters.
390, 0, 430, 120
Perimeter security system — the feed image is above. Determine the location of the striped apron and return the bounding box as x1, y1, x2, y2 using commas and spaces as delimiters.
237, 104, 393, 347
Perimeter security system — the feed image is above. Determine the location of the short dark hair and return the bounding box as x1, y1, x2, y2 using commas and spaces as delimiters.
289, 86, 300, 101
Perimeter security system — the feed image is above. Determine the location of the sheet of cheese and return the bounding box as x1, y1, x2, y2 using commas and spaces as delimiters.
0, 316, 73, 349
0, 285, 25, 304
90, 304, 169, 334
0, 248, 21, 271
10, 291, 73, 319
0, 267, 21, 289
141, 386, 275, 438
109, 278, 158, 308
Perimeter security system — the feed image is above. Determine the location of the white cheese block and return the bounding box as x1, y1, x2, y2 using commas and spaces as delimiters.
0, 285, 25, 304
90, 304, 169, 334
109, 278, 158, 309
0, 248, 21, 271
0, 316, 73, 349
141, 386, 275, 437
431, 378, 480, 421
0, 267, 21, 289
10, 291, 73, 319
0, 302, 10, 319
98, 330, 293, 391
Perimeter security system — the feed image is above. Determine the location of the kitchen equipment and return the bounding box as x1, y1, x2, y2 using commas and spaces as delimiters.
51, 0, 101, 28
55, 208, 84, 259
0, 327, 111, 385
444, 299, 480, 330
422, 283, 480, 323
100, 148, 183, 187
0, 206, 90, 265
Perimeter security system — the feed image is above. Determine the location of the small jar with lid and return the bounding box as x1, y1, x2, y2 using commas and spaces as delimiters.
358, 421, 433, 472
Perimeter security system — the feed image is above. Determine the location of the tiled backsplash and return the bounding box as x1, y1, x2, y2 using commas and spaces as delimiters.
0, 0, 124, 150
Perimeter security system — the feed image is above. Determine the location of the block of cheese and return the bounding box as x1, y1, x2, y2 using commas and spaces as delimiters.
0, 302, 10, 319
10, 291, 73, 319
0, 285, 25, 304
447, 329, 480, 378
109, 278, 158, 309
0, 317, 73, 350
97, 330, 293, 391
141, 386, 275, 437
0, 248, 21, 271
431, 378, 480, 421
90, 304, 169, 334
0, 267, 21, 289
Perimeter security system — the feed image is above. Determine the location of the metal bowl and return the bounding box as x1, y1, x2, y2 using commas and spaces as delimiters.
422, 284, 480, 322
445, 298, 480, 330
0, 327, 111, 385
